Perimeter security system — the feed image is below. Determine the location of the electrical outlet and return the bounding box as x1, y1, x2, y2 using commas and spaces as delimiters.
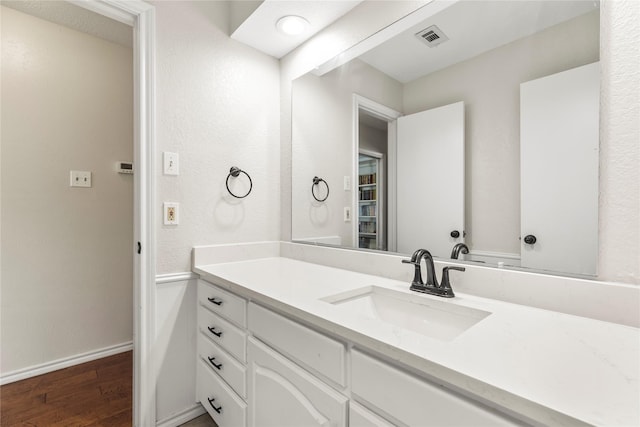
163, 152, 179, 175
70, 170, 92, 187
163, 202, 179, 225
344, 206, 351, 222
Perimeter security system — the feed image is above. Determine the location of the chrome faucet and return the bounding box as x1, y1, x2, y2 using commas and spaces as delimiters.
402, 249, 465, 298
450, 243, 469, 259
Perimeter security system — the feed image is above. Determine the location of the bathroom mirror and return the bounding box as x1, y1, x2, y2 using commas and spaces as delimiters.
291, 0, 600, 276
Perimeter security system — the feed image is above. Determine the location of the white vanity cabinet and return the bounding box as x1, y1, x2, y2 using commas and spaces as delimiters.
196, 280, 249, 425
351, 350, 523, 426
196, 279, 523, 427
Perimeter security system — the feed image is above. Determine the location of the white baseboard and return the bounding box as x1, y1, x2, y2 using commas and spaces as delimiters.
156, 404, 207, 427
0, 341, 133, 386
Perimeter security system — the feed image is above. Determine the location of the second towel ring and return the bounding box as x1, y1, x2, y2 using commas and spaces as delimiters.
312, 176, 329, 202
226, 166, 252, 199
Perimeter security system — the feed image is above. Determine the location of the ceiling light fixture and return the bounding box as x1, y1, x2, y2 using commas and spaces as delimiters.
276, 15, 309, 36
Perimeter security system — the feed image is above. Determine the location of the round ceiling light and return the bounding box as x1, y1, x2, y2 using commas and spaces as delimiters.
276, 15, 309, 36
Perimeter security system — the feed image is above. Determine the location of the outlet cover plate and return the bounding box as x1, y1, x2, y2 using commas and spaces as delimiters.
163, 202, 179, 225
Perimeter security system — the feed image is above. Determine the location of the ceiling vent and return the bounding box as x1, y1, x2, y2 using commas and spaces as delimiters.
415, 25, 449, 48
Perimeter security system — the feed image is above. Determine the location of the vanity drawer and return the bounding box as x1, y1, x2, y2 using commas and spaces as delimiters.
199, 306, 247, 363
197, 359, 247, 427
198, 332, 247, 398
199, 280, 247, 328
248, 303, 346, 387
349, 401, 395, 427
351, 350, 520, 426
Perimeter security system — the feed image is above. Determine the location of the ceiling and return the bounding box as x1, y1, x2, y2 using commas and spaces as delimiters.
2, 0, 132, 48
231, 0, 363, 59
359, 0, 599, 83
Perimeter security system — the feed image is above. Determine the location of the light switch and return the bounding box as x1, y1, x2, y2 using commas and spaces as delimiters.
70, 171, 92, 187
163, 152, 179, 175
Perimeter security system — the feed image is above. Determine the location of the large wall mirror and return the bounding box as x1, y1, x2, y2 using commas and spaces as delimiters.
291, 0, 600, 277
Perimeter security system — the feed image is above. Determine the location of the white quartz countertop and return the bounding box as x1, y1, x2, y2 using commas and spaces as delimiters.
194, 257, 640, 426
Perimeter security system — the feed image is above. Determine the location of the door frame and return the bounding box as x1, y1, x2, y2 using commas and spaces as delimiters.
352, 95, 401, 251
70, 1, 156, 425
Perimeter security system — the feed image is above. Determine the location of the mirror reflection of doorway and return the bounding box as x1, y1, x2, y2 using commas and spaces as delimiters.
358, 109, 388, 250
358, 152, 384, 249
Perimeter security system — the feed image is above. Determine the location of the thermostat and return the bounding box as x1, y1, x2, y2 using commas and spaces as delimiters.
117, 161, 134, 174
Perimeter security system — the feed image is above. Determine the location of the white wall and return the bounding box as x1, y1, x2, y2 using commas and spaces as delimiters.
599, 0, 640, 284
282, 0, 640, 285
291, 59, 402, 246
155, 276, 201, 425
403, 10, 599, 256
153, 0, 280, 275
151, 1, 281, 423
1, 6, 133, 374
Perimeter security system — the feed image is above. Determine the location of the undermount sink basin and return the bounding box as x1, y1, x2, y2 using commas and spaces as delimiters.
322, 286, 490, 341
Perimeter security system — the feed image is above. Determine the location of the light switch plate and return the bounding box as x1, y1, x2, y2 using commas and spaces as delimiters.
163, 152, 179, 175
163, 202, 179, 225
344, 176, 351, 191
70, 170, 92, 187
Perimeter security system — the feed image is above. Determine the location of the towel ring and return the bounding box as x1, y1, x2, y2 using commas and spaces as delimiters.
311, 176, 329, 202
226, 166, 252, 199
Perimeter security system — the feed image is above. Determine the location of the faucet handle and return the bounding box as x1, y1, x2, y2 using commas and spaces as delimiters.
439, 266, 465, 298
402, 258, 423, 286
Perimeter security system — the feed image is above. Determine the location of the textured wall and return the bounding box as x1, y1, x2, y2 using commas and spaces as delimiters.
153, 1, 280, 275
599, 0, 640, 284
1, 6, 133, 373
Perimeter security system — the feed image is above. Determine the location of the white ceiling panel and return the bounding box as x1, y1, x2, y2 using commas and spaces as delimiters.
232, 0, 362, 58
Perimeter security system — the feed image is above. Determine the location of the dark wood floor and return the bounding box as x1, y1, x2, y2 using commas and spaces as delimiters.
0, 351, 132, 426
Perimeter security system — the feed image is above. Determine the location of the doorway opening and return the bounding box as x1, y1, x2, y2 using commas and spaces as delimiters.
352, 95, 401, 252
0, 0, 155, 425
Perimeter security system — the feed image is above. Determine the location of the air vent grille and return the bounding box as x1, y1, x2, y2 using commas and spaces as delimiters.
415, 25, 449, 48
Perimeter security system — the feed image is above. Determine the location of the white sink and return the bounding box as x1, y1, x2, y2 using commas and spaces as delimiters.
322, 286, 490, 341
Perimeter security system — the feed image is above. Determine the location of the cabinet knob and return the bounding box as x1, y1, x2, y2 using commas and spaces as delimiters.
450, 230, 460, 238
523, 235, 537, 245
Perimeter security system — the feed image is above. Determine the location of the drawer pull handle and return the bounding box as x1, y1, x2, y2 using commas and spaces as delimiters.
207, 297, 223, 306
207, 397, 222, 414
207, 326, 223, 337
207, 356, 222, 370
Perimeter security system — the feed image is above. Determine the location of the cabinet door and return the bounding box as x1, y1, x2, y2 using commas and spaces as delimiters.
247, 337, 347, 427
351, 350, 522, 426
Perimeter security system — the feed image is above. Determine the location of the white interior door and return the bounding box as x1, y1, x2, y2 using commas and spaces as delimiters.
520, 62, 599, 275
396, 102, 465, 258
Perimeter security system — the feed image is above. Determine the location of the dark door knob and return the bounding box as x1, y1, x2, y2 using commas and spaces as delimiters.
523, 235, 537, 245
450, 230, 460, 238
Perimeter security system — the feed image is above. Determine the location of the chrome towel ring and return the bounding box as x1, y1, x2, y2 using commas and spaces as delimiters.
226, 166, 252, 199
312, 176, 329, 202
